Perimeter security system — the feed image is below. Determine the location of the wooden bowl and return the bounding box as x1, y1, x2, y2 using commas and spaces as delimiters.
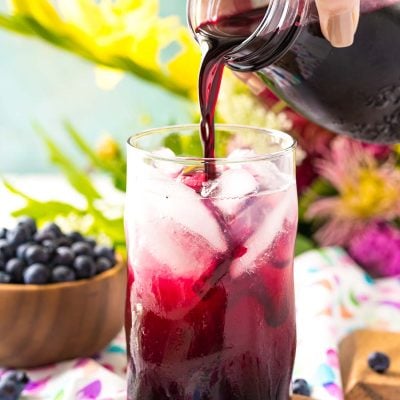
0, 259, 127, 368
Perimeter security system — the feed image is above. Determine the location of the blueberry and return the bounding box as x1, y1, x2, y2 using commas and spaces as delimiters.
23, 264, 50, 284
5, 259, 25, 283
293, 379, 311, 397
53, 247, 74, 266
3, 370, 29, 385
0, 240, 15, 260
94, 245, 116, 264
73, 255, 96, 279
6, 226, 31, 247
0, 253, 4, 269
0, 370, 29, 400
85, 237, 97, 248
71, 242, 93, 257
0, 379, 21, 400
0, 228, 7, 240
41, 240, 57, 255
0, 272, 11, 284
55, 236, 72, 247
34, 229, 57, 243
368, 352, 390, 374
52, 266, 76, 283
67, 231, 84, 243
17, 217, 37, 236
16, 242, 32, 261
24, 245, 49, 265
42, 222, 63, 238
96, 257, 113, 274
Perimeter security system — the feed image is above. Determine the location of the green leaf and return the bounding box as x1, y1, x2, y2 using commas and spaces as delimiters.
299, 178, 337, 220
35, 124, 101, 203
64, 122, 126, 191
3, 179, 82, 222
163, 133, 183, 156
3, 179, 125, 250
295, 234, 315, 256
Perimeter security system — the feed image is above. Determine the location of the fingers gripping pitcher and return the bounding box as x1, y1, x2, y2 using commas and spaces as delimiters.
188, 0, 400, 143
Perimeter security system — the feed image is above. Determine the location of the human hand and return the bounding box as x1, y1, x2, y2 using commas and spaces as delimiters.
315, 0, 360, 47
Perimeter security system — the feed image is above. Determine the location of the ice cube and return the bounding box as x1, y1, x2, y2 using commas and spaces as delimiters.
126, 163, 228, 257
129, 216, 225, 319
230, 185, 297, 279
228, 149, 294, 192
227, 149, 257, 162
202, 168, 259, 217
248, 160, 293, 192
152, 147, 183, 177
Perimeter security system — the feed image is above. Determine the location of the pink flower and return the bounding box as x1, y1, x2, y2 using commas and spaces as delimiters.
349, 222, 400, 278
361, 143, 392, 160
307, 137, 400, 246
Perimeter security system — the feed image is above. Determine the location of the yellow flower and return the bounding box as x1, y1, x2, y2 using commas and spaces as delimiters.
96, 135, 120, 161
167, 28, 201, 100
341, 168, 399, 219
7, 0, 201, 99
217, 70, 292, 131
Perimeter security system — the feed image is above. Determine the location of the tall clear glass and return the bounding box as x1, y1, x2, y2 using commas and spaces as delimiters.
125, 124, 298, 400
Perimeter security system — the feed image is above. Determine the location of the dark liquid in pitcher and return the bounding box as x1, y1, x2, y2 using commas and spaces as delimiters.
198, 1, 400, 144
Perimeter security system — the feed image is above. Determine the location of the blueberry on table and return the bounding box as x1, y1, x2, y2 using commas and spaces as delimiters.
72, 242, 93, 257
0, 380, 20, 400
2, 370, 29, 385
0, 272, 11, 284
23, 264, 50, 284
96, 257, 113, 274
53, 247, 74, 266
293, 378, 311, 397
52, 266, 76, 283
0, 370, 29, 400
73, 255, 96, 279
368, 352, 390, 373
24, 245, 49, 265
94, 245, 116, 264
5, 259, 26, 283
17, 217, 37, 236
67, 231, 84, 243
0, 253, 4, 269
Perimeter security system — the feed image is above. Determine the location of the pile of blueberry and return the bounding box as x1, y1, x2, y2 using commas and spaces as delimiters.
0, 370, 29, 400
0, 217, 116, 285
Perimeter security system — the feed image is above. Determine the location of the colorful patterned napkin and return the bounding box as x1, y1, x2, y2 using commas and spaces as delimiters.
294, 247, 400, 400
13, 247, 400, 399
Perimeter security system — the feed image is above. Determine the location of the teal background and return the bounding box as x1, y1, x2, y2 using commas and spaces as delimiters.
0, 1, 191, 173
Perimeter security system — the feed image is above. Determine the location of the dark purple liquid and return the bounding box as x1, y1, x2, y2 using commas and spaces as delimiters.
198, 2, 400, 144
197, 9, 266, 179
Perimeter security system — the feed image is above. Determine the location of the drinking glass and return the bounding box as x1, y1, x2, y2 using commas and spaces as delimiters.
125, 124, 297, 400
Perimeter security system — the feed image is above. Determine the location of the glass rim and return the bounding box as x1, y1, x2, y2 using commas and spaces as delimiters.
127, 124, 296, 165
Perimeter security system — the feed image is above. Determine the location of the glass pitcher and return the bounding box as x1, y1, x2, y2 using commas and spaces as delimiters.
188, 0, 400, 143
